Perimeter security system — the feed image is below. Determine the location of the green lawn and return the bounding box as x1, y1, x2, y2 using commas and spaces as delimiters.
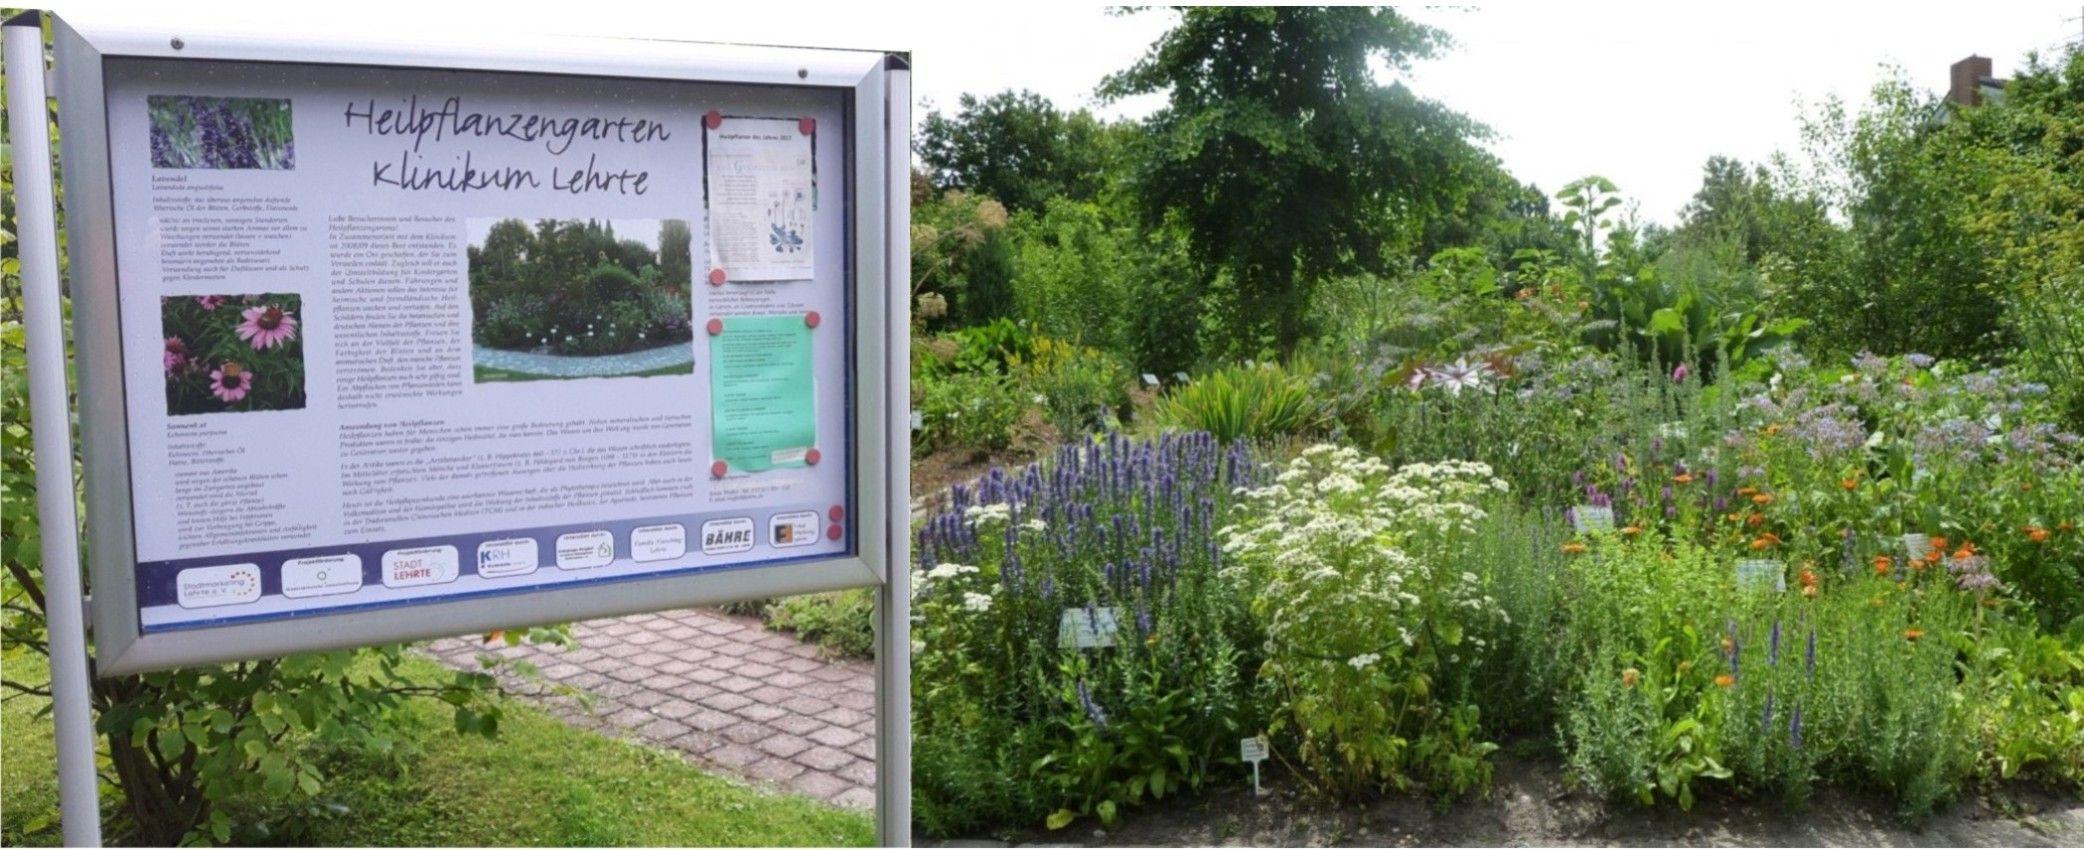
0, 653, 871, 847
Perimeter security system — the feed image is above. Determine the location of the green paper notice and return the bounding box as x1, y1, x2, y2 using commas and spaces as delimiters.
709, 315, 817, 472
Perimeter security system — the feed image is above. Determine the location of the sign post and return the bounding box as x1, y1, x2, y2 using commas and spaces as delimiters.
16, 11, 911, 845
5, 11, 105, 845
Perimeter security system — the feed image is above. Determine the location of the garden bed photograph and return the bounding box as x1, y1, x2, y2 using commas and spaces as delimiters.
467, 216, 696, 382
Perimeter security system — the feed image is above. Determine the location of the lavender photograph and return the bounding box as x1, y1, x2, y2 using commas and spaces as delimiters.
147, 94, 296, 170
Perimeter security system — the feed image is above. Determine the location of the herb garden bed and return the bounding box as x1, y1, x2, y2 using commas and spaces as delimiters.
907, 351, 2084, 842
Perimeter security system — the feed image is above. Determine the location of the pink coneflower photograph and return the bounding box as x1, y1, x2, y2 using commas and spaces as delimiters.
162, 292, 305, 415
163, 336, 187, 375
209, 361, 251, 403
236, 304, 299, 350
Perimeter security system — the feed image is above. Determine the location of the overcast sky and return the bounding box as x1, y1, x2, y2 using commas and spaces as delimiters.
54, 1, 2084, 223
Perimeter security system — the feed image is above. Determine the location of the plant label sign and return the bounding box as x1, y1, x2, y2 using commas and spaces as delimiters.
53, 24, 911, 675
1736, 559, 1786, 592
1059, 607, 1122, 650
1240, 735, 1269, 795
1572, 505, 1616, 533
1902, 533, 1933, 562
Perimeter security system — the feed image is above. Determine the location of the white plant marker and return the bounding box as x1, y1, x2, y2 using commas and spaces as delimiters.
1572, 504, 1616, 533
1059, 607, 1121, 649
1240, 734, 1270, 796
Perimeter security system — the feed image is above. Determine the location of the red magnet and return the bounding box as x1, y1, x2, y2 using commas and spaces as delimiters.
710, 460, 728, 478
804, 447, 822, 466
828, 504, 845, 522
798, 117, 816, 135
708, 268, 727, 286
706, 317, 724, 335
826, 523, 843, 541
804, 311, 821, 329
703, 109, 723, 129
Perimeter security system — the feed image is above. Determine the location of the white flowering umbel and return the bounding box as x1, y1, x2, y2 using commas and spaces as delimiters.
1221, 444, 1506, 798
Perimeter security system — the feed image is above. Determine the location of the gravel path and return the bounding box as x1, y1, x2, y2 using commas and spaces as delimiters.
473, 343, 693, 378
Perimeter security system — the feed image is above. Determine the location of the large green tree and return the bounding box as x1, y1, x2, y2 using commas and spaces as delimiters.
916, 90, 1112, 213
1101, 6, 1489, 352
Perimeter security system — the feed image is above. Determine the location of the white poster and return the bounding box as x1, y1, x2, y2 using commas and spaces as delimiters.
703, 116, 816, 282
101, 59, 855, 633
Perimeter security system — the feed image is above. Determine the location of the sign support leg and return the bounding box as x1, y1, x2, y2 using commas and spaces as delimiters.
5, 10, 105, 847
874, 57, 912, 849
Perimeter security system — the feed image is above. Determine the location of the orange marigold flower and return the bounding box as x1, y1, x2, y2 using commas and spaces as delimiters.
1747, 513, 1766, 527
1622, 668, 1641, 688
1904, 628, 1924, 642
2060, 522, 2075, 532
1714, 674, 1736, 688
1952, 542, 1978, 560
1562, 541, 1588, 555
1737, 486, 1759, 497
1765, 423, 1783, 436
2025, 525, 2049, 543
1929, 535, 1949, 551
1750, 533, 1781, 551
1803, 584, 1819, 598
1752, 493, 1775, 506
1873, 555, 1894, 576
1799, 568, 1818, 588
1725, 512, 1744, 524
1673, 473, 1695, 485
1622, 525, 1644, 537
1841, 477, 1859, 491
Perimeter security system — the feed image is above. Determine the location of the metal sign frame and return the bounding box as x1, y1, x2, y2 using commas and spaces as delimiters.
51, 15, 908, 674
12, 10, 912, 845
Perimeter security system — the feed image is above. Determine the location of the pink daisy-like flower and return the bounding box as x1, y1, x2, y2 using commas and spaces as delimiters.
163, 337, 187, 375
210, 361, 251, 403
236, 305, 298, 350
195, 295, 224, 310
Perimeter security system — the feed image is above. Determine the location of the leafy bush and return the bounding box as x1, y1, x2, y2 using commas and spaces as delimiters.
915, 369, 1024, 455
1221, 447, 1508, 799
1155, 363, 1327, 444
765, 590, 874, 657
1008, 337, 1131, 439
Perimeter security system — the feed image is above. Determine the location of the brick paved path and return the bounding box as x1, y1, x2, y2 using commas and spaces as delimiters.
426, 607, 878, 809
